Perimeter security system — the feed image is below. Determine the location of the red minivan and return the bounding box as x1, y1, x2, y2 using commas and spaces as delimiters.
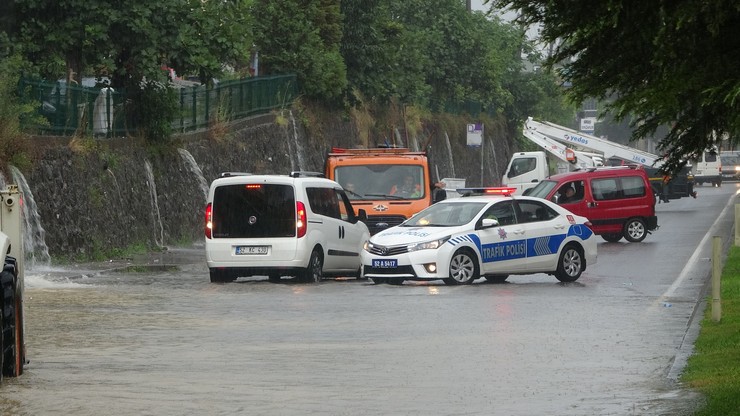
525, 165, 657, 242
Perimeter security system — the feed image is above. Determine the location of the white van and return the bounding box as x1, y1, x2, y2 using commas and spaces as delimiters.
205, 172, 370, 283
693, 147, 722, 187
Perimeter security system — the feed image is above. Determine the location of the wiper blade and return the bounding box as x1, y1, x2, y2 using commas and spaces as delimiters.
364, 193, 403, 200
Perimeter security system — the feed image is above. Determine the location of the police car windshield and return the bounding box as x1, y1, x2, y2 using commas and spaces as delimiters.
526, 180, 558, 199
403, 202, 487, 227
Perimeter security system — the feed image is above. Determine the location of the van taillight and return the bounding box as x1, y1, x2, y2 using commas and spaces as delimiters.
205, 202, 213, 239
296, 201, 307, 238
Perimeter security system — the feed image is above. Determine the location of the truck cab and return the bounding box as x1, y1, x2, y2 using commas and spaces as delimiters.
325, 147, 442, 234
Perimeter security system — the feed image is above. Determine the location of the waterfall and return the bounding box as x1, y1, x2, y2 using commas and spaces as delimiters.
288, 110, 306, 171
9, 166, 52, 269
487, 137, 500, 185
410, 136, 420, 152
177, 148, 209, 201
144, 161, 164, 247
444, 132, 456, 177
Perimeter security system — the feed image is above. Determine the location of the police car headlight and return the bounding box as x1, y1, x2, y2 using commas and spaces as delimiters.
363, 240, 374, 252
407, 236, 451, 252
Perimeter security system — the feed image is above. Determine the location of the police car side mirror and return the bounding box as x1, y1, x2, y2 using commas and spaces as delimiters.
479, 218, 499, 229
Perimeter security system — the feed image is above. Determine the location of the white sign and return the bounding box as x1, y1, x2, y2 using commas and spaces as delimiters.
467, 123, 483, 147
580, 117, 596, 133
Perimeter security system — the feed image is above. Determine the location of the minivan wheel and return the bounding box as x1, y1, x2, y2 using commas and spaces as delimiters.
623, 218, 647, 243
601, 233, 623, 243
209, 268, 227, 283
554, 244, 584, 282
443, 249, 478, 285
301, 249, 323, 283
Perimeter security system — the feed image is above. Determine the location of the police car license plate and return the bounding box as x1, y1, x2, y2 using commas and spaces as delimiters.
372, 259, 397, 268
235, 246, 268, 255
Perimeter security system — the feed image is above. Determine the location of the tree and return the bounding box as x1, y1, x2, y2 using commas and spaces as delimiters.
252, 0, 346, 100
490, 0, 740, 174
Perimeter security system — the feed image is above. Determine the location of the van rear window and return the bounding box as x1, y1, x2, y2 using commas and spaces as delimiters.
212, 184, 296, 238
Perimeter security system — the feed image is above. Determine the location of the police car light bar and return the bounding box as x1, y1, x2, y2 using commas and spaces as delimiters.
457, 187, 518, 196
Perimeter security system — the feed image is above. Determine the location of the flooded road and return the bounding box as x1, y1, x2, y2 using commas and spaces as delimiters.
2, 185, 736, 415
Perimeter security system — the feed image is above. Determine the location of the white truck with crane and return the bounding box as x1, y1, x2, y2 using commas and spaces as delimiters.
504, 117, 696, 201
0, 184, 27, 383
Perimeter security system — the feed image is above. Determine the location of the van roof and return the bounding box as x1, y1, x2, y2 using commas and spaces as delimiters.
547, 165, 647, 181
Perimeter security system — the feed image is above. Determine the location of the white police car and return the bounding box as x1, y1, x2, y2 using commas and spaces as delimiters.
362, 187, 597, 285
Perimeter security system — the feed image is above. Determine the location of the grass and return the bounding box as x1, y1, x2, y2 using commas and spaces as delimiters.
682, 245, 740, 415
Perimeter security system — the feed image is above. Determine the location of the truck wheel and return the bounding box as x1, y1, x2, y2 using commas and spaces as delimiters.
443, 249, 478, 285
1, 268, 23, 377
554, 244, 584, 282
623, 218, 647, 243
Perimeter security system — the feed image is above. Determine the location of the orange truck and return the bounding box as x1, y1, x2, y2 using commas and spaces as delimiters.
324, 147, 444, 234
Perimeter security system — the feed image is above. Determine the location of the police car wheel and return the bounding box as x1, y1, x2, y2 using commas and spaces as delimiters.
444, 249, 478, 285
623, 218, 647, 243
601, 233, 622, 243
484, 274, 508, 283
554, 244, 583, 282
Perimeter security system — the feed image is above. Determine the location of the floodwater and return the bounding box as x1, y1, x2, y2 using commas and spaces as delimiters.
2, 185, 736, 415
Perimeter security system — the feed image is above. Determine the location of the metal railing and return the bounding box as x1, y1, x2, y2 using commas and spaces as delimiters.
19, 75, 297, 137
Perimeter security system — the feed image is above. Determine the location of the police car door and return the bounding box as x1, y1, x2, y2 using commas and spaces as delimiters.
513, 199, 562, 272
476, 200, 528, 274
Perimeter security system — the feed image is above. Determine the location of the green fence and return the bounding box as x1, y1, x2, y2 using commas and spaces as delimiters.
19, 75, 297, 137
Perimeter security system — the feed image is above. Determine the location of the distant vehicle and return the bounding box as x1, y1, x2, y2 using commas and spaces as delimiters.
693, 147, 722, 187
204, 172, 370, 283
526, 165, 657, 243
719, 151, 740, 181
324, 147, 445, 235
362, 187, 597, 285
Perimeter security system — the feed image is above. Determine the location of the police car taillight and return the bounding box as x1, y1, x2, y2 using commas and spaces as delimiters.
296, 201, 307, 238
205, 202, 213, 239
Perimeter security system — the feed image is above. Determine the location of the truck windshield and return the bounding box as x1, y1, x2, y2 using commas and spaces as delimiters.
526, 180, 558, 199
334, 165, 425, 200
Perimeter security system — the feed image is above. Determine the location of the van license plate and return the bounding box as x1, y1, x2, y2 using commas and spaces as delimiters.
372, 259, 397, 268
235, 246, 268, 255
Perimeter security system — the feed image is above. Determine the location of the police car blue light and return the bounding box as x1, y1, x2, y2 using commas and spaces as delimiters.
361, 188, 598, 285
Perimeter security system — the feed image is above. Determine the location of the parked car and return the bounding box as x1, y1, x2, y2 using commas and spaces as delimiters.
205, 172, 370, 283
526, 165, 657, 243
361, 187, 597, 285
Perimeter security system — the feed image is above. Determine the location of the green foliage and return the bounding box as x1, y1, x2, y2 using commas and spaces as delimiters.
252, 0, 347, 100
682, 245, 740, 415
126, 80, 178, 143
0, 54, 37, 170
492, 0, 740, 175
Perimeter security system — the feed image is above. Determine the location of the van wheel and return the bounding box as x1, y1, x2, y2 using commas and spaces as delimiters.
484, 274, 508, 283
208, 269, 227, 283
623, 218, 647, 242
554, 244, 584, 282
443, 249, 478, 285
601, 233, 623, 243
301, 249, 323, 283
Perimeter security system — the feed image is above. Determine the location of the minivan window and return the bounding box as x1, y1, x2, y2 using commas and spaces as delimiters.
306, 187, 340, 219
621, 176, 646, 197
591, 178, 619, 201
704, 151, 718, 162
212, 184, 296, 238
526, 180, 558, 199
